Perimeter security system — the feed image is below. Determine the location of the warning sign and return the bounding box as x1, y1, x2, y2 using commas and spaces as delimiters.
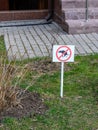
53, 45, 75, 62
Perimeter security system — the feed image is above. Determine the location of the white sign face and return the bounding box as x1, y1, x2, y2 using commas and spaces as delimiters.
53, 45, 75, 62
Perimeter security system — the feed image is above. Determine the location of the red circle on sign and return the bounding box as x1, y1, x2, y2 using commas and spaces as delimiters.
56, 46, 72, 62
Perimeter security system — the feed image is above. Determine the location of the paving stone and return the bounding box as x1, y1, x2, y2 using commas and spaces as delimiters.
0, 21, 97, 60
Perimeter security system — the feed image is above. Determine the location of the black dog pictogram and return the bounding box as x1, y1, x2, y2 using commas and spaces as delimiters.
59, 50, 68, 57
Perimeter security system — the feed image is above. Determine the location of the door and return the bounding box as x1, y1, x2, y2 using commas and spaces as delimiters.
0, 0, 9, 10
8, 0, 48, 10
39, 0, 48, 9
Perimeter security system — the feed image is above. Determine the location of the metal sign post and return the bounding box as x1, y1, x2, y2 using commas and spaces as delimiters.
85, 0, 88, 21
60, 62, 64, 98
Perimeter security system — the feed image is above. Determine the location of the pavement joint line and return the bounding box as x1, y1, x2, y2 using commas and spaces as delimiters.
17, 29, 30, 59
23, 28, 36, 57
30, 26, 44, 56
34, 25, 50, 56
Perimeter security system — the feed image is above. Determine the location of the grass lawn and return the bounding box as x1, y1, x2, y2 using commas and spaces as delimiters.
0, 36, 98, 130
0, 36, 6, 56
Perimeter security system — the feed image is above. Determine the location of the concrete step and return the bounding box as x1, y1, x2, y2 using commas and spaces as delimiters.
65, 19, 98, 34
62, 0, 98, 9
63, 8, 98, 20
60, 0, 98, 34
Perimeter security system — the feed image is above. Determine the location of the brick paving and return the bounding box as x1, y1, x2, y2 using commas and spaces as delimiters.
0, 21, 98, 60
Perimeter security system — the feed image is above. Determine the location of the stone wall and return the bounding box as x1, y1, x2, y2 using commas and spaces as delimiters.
53, 0, 69, 32
54, 0, 98, 34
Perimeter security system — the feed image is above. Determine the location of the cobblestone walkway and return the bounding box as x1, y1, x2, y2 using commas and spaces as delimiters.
0, 21, 98, 60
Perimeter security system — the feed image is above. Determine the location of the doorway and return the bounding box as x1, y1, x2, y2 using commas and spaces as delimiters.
9, 0, 48, 10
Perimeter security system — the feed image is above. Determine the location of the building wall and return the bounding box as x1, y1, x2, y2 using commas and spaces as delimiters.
53, 0, 68, 32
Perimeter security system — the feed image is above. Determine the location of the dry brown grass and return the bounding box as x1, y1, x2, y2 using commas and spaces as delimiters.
0, 56, 28, 112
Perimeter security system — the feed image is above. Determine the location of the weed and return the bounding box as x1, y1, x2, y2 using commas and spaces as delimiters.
0, 56, 29, 112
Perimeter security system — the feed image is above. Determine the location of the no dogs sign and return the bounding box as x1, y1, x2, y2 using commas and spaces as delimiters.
53, 45, 75, 62
52, 45, 75, 98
